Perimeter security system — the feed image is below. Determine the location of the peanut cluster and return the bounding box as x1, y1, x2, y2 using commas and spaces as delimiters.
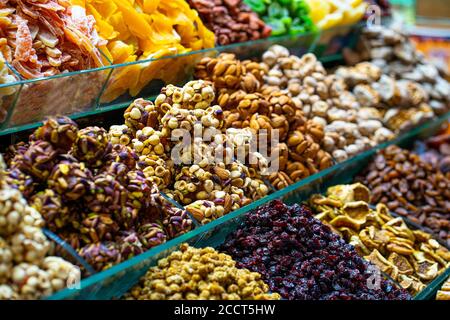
124, 243, 280, 300
194, 52, 333, 189
0, 155, 80, 299
310, 183, 450, 295
3, 117, 193, 272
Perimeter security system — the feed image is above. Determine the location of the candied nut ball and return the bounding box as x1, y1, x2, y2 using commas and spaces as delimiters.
310, 183, 450, 295
124, 243, 279, 300
47, 157, 94, 201
0, 155, 80, 299
30, 189, 71, 232
30, 116, 78, 153
124, 98, 161, 132
10, 140, 58, 181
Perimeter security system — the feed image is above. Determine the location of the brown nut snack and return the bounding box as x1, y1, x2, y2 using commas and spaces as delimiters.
0, 155, 80, 300
310, 183, 450, 296
187, 0, 271, 46
356, 145, 450, 247
124, 243, 280, 300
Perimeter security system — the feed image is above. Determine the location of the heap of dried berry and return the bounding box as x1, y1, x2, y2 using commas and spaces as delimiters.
219, 200, 411, 300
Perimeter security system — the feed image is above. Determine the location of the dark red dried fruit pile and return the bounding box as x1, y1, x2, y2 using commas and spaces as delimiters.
219, 200, 411, 300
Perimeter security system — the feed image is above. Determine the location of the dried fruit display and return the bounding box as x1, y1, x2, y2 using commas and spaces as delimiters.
73, 0, 215, 102
244, 0, 316, 36
220, 200, 411, 300
187, 0, 271, 45
356, 145, 450, 247
2, 116, 193, 271
349, 26, 450, 116
194, 52, 333, 189
436, 275, 450, 300
306, 0, 367, 30
0, 155, 80, 300
124, 243, 280, 300
310, 183, 450, 295
260, 45, 394, 163
0, 1, 104, 79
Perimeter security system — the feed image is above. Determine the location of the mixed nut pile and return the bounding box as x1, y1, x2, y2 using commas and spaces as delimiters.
3, 116, 193, 272
356, 145, 450, 247
310, 183, 450, 295
220, 199, 411, 300
125, 243, 280, 300
0, 155, 80, 299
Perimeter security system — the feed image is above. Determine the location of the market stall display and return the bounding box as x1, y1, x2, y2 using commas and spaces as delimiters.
436, 275, 450, 300
0, 2, 450, 301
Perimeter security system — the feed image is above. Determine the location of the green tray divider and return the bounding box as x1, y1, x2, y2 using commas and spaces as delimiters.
43, 112, 449, 300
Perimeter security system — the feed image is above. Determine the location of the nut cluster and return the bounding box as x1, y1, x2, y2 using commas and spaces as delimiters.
111, 81, 270, 224
220, 200, 411, 300
125, 243, 280, 300
261, 45, 395, 163
349, 26, 450, 116
194, 52, 333, 189
356, 145, 450, 247
187, 0, 271, 46
4, 116, 193, 272
310, 183, 450, 295
0, 155, 80, 300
